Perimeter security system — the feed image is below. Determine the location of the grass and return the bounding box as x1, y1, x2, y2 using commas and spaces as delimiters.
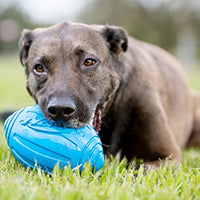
0, 55, 34, 110
0, 55, 200, 200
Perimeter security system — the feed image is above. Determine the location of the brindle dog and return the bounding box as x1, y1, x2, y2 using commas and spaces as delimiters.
14, 22, 200, 167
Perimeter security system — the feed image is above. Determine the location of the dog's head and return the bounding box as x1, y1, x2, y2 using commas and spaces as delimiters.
19, 22, 128, 132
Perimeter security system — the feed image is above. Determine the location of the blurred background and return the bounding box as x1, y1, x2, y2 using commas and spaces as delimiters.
0, 0, 199, 110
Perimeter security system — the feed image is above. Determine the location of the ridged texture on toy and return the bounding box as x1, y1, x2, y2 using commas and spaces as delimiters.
4, 105, 104, 173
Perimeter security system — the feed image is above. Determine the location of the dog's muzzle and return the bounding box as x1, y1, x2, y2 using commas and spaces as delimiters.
44, 95, 102, 133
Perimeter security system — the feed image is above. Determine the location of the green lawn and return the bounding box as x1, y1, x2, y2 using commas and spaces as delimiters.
0, 55, 200, 200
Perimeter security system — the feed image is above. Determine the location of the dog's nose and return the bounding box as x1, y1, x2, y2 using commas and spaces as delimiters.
47, 98, 76, 121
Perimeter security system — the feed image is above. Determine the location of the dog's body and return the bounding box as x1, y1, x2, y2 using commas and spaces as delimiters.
14, 22, 200, 167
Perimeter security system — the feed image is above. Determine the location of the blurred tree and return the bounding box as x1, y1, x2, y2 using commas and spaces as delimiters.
77, 0, 200, 57
0, 6, 40, 53
77, 0, 176, 51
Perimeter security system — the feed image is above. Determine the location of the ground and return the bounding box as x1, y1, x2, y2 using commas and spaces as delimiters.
0, 55, 200, 200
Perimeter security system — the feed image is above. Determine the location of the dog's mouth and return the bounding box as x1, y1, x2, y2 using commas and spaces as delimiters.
92, 104, 102, 133
44, 103, 103, 133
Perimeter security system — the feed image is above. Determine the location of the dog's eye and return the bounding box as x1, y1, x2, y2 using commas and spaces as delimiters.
84, 58, 97, 67
34, 64, 45, 73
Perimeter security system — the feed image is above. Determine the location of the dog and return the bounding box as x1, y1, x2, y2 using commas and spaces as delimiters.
4, 22, 200, 168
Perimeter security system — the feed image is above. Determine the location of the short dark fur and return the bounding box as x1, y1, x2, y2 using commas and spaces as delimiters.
16, 22, 200, 168
0, 111, 14, 122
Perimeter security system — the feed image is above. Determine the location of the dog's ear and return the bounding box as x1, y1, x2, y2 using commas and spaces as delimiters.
101, 25, 128, 55
19, 29, 33, 66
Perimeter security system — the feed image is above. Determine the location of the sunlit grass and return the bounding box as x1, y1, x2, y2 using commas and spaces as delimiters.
0, 54, 34, 111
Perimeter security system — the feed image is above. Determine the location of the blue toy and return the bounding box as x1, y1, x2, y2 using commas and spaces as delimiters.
4, 105, 104, 173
